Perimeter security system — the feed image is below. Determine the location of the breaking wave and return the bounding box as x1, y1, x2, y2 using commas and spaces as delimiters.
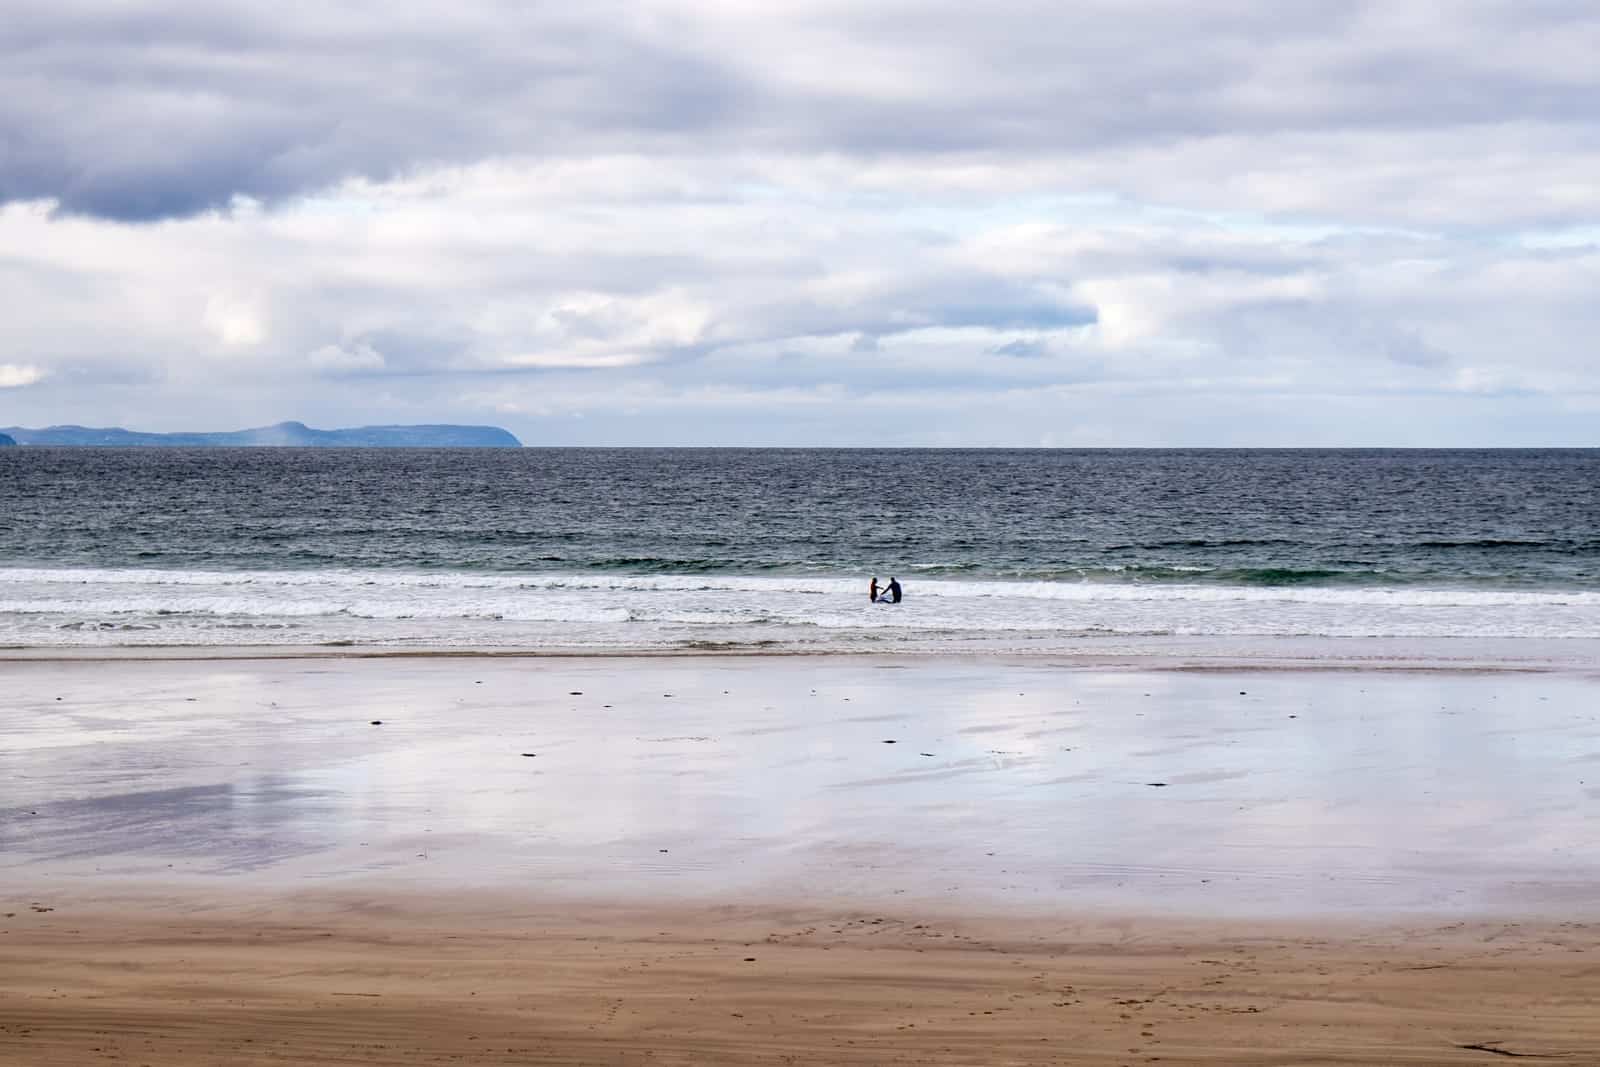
2, 565, 1599, 648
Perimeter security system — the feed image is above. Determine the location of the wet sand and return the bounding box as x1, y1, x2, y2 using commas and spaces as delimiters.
4, 653, 1600, 1063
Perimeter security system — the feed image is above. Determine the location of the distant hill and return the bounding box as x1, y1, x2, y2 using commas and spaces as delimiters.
0, 432, 15, 446
0, 421, 521, 448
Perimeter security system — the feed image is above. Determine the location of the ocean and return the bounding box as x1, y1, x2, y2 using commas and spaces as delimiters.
2, 448, 1597, 652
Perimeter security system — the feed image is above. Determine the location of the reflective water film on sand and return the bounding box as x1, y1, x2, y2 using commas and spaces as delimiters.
4, 657, 1597, 918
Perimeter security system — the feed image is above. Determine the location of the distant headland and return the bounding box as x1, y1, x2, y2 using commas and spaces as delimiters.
0, 421, 521, 448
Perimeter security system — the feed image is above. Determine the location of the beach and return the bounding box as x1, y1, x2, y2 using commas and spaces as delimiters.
6, 891, 1596, 1065
8, 0, 1600, 1050
5, 651, 1600, 1063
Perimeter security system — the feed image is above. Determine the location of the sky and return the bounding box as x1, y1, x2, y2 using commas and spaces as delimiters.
2, 0, 1599, 446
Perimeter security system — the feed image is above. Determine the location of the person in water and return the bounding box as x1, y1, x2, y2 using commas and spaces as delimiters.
869, 576, 879, 602
882, 576, 902, 604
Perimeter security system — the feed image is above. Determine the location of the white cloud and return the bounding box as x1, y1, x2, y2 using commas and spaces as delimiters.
0, 363, 45, 389
202, 293, 266, 349
498, 352, 657, 370
308, 341, 385, 372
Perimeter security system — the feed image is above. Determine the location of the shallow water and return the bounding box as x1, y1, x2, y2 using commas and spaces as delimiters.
5, 656, 1597, 917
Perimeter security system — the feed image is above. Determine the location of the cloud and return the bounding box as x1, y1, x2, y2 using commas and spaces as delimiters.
3, 154, 1598, 441
5, 2, 1600, 224
0, 363, 45, 388
308, 341, 385, 373
203, 293, 266, 348
990, 339, 1050, 359
1, 3, 1599, 443
0, 2, 755, 220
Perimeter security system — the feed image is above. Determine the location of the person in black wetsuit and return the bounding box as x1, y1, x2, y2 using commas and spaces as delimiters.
869, 576, 879, 602
883, 577, 902, 603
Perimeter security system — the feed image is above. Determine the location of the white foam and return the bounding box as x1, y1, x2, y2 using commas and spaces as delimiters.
2, 565, 1598, 648
2, 566, 1594, 608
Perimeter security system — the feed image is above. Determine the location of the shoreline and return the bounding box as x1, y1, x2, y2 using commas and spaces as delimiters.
4, 633, 1599, 673
9, 874, 1595, 935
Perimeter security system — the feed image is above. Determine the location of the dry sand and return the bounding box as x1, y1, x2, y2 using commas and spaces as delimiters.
3, 891, 1598, 1065
4, 653, 1600, 1063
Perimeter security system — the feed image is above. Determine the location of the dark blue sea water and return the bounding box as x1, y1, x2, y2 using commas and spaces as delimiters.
2, 448, 1597, 649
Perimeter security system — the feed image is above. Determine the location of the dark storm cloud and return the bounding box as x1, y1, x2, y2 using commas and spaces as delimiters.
6, 1, 1600, 221
0, 2, 759, 219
